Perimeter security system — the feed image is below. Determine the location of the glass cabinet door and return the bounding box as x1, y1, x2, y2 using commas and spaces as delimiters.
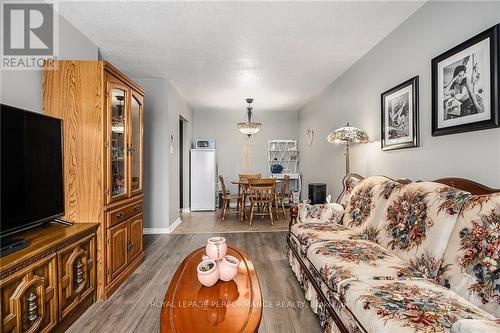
129, 92, 143, 195
108, 85, 129, 202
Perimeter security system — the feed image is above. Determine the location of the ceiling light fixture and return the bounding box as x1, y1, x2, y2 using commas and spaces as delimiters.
237, 98, 262, 138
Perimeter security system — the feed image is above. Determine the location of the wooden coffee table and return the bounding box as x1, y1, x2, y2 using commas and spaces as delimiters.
160, 246, 262, 333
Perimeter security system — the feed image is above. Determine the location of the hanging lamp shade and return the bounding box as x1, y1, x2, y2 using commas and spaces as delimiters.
237, 98, 261, 137
327, 123, 368, 144
237, 122, 261, 137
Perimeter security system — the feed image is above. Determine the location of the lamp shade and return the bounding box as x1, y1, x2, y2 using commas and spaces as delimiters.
327, 123, 368, 144
237, 122, 261, 137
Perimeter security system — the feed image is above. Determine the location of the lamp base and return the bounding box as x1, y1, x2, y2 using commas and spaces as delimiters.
344, 142, 350, 175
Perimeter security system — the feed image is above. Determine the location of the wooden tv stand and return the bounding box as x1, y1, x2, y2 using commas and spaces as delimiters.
0, 222, 98, 333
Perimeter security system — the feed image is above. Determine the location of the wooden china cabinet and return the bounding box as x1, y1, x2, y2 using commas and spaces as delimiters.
43, 60, 145, 299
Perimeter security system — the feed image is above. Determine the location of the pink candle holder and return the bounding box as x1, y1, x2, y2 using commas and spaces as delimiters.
218, 255, 240, 282
205, 237, 227, 260
197, 259, 219, 287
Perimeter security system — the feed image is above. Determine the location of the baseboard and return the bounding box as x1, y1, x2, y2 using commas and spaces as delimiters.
168, 217, 182, 232
181, 208, 191, 213
143, 217, 182, 234
143, 228, 170, 234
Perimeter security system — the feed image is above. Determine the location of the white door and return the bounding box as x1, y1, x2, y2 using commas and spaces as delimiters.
190, 149, 216, 211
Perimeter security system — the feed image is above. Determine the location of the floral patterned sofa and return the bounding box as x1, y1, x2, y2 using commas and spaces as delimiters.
287, 174, 500, 333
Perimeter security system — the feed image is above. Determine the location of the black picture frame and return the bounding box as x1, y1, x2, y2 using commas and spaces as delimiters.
431, 24, 499, 136
381, 76, 419, 151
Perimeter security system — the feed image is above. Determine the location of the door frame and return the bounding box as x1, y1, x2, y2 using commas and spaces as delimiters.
179, 117, 184, 209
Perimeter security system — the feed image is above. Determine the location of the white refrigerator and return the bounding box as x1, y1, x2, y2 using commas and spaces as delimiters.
190, 149, 217, 211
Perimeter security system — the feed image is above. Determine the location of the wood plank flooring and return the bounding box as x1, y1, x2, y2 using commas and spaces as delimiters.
67, 232, 321, 333
173, 210, 289, 234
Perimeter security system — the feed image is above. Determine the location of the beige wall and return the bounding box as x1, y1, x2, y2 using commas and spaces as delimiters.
298, 1, 500, 200
192, 108, 298, 194
134, 79, 169, 229
167, 83, 193, 224
134, 79, 193, 229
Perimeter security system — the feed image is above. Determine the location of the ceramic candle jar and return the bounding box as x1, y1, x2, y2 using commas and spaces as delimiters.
218, 255, 240, 282
197, 260, 219, 287
205, 237, 227, 260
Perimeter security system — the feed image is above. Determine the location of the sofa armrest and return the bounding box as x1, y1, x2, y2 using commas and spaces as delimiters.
288, 203, 344, 230
289, 205, 299, 230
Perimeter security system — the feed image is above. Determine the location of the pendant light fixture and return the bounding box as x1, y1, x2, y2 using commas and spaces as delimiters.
237, 98, 262, 138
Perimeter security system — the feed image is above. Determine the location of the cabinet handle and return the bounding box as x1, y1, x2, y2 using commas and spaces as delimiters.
27, 292, 38, 324
116, 212, 124, 219
134, 205, 140, 211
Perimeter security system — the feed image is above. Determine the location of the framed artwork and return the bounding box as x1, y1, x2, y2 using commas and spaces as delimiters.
381, 76, 419, 151
431, 24, 499, 136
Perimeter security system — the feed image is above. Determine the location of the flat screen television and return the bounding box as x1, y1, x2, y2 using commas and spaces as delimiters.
1, 104, 64, 238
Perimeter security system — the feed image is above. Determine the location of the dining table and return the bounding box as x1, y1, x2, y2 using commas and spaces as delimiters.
230, 178, 282, 221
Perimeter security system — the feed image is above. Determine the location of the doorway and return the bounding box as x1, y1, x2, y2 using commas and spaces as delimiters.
179, 117, 184, 209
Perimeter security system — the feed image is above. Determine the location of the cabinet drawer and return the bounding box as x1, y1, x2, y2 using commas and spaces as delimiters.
107, 200, 142, 227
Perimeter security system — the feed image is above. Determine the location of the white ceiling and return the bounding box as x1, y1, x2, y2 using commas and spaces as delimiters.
58, 1, 425, 112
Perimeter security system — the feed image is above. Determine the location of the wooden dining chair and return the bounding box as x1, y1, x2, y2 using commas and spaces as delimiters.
237, 173, 262, 212
239, 173, 261, 180
274, 175, 290, 219
247, 178, 276, 226
219, 175, 243, 221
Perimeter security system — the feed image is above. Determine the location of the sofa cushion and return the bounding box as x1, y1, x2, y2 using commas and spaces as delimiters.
343, 176, 400, 239
377, 182, 470, 265
440, 193, 500, 317
339, 279, 495, 333
306, 239, 405, 293
297, 202, 344, 224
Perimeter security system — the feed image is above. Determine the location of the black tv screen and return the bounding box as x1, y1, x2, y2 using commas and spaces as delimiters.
1, 104, 64, 236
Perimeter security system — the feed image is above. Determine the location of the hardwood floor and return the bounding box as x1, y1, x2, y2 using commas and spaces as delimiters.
67, 232, 321, 333
173, 210, 289, 234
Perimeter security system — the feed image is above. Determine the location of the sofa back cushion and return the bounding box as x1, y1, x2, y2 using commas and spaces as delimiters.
440, 193, 500, 317
342, 176, 399, 238
378, 182, 469, 265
